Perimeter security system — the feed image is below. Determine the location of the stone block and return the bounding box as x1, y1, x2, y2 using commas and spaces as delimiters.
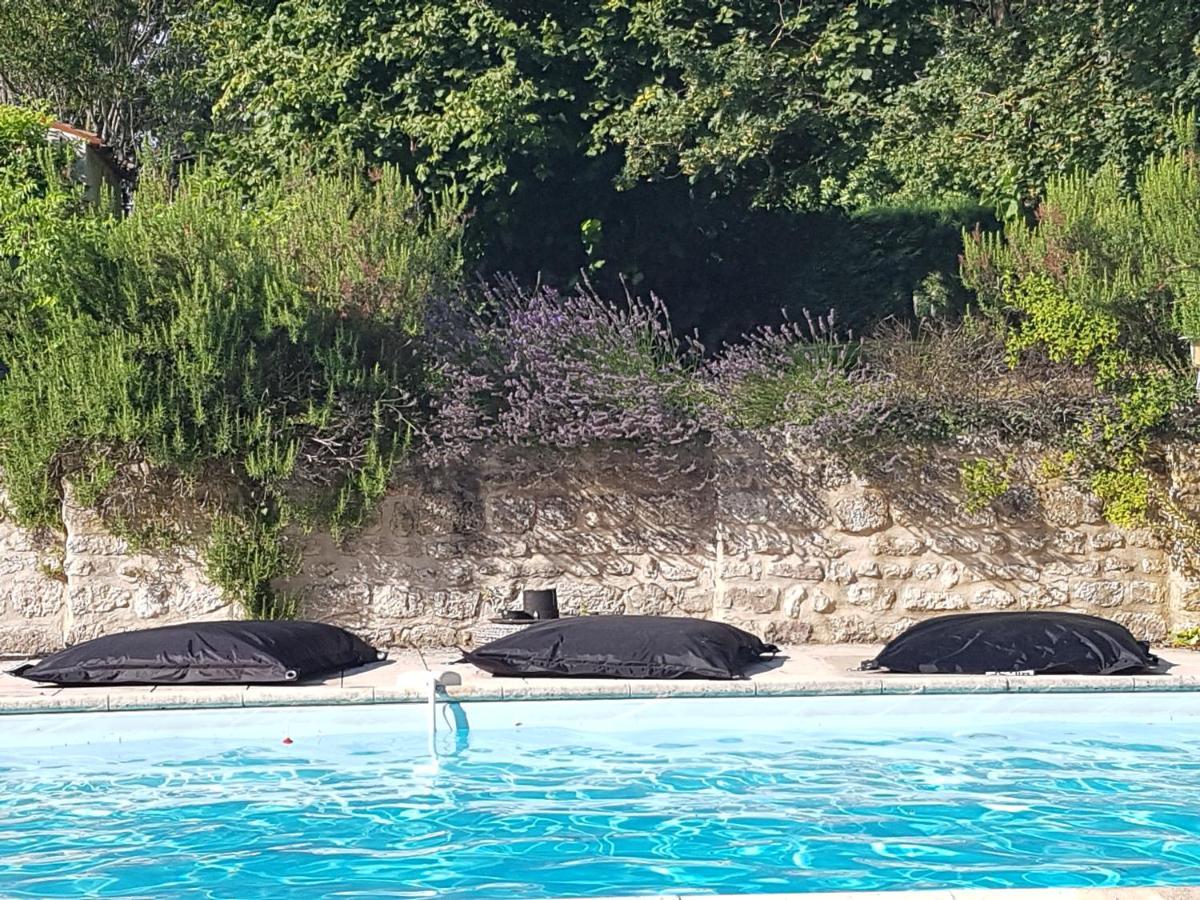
720, 560, 758, 579
792, 533, 853, 559
810, 591, 835, 613
765, 560, 824, 581
1110, 611, 1167, 642
1068, 580, 1126, 607
419, 489, 482, 535
721, 492, 770, 524
395, 623, 461, 647
939, 564, 962, 589
1050, 530, 1088, 554
659, 562, 702, 582
484, 495, 536, 533
880, 562, 914, 579
1089, 531, 1126, 551
913, 562, 940, 581
781, 586, 806, 617
557, 582, 624, 615
1018, 585, 1067, 609
1129, 581, 1165, 605
626, 583, 673, 614
423, 589, 483, 619
845, 584, 896, 611
824, 560, 855, 585
1042, 485, 1104, 527
832, 489, 891, 534
3, 579, 66, 618
869, 532, 927, 556
721, 529, 791, 555
822, 616, 909, 643
65, 534, 131, 556
536, 496, 581, 530
0, 621, 62, 655
900, 588, 967, 611
675, 591, 713, 614
603, 559, 635, 576
762, 620, 813, 645
972, 587, 1016, 608
67, 582, 132, 614
726, 585, 780, 614
1141, 557, 1168, 575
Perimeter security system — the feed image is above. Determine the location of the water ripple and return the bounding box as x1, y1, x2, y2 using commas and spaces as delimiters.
2, 721, 1200, 897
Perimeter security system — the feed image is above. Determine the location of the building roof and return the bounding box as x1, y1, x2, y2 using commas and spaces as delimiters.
48, 120, 106, 147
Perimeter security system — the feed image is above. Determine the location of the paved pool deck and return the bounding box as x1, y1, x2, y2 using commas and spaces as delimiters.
2, 643, 1199, 714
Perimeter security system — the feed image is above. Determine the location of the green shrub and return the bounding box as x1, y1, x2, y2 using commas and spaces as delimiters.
960, 458, 1010, 514
0, 146, 464, 616
961, 124, 1200, 532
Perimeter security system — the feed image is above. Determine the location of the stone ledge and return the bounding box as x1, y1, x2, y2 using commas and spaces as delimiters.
4, 642, 1200, 714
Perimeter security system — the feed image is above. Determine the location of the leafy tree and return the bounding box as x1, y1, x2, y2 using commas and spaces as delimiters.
848, 0, 1200, 217
0, 0, 202, 164
595, 0, 939, 210
187, 0, 974, 335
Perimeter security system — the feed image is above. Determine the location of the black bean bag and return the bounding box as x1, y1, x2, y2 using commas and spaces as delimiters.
461, 615, 777, 679
861, 611, 1157, 675
10, 620, 384, 685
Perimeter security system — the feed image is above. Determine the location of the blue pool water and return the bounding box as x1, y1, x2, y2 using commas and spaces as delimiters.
2, 694, 1200, 898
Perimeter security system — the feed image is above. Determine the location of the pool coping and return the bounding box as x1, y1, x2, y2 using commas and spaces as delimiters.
3, 643, 1199, 715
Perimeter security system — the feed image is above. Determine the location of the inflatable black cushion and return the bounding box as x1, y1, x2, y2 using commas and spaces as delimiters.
11, 621, 383, 685
462, 615, 777, 679
863, 612, 1157, 675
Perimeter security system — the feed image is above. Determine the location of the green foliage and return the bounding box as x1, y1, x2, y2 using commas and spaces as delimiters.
1170, 626, 1200, 649
848, 1, 1200, 217
182, 0, 991, 336
0, 140, 464, 615
595, 0, 939, 210
960, 458, 1011, 513
0, 0, 200, 163
205, 514, 299, 619
0, 105, 52, 167
1090, 467, 1153, 529
961, 135, 1200, 529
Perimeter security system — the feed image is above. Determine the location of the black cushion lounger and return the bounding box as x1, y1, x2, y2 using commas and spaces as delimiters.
462, 615, 778, 679
861, 611, 1158, 675
11, 620, 384, 685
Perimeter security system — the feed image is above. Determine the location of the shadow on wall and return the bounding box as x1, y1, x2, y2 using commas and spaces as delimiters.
279, 444, 720, 647
276, 437, 1173, 649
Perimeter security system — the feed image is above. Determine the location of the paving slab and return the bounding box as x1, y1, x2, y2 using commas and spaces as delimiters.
2, 644, 1199, 714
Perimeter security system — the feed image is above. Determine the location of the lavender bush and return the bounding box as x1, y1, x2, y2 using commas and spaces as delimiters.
701, 310, 861, 431
422, 274, 1104, 471
425, 278, 704, 462
702, 313, 1102, 466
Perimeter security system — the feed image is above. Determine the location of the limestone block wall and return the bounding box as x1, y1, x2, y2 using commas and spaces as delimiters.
0, 440, 1190, 656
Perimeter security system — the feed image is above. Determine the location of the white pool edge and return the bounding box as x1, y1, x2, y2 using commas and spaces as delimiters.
3, 673, 1200, 715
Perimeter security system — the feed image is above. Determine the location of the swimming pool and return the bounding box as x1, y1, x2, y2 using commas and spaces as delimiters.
2, 693, 1199, 899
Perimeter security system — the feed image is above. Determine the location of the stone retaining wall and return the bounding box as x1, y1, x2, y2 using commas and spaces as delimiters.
0, 441, 1193, 656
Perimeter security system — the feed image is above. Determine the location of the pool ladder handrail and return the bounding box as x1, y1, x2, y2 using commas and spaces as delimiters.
425, 670, 463, 766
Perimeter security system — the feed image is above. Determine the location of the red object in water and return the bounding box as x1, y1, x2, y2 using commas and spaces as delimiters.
282, 737, 293, 745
